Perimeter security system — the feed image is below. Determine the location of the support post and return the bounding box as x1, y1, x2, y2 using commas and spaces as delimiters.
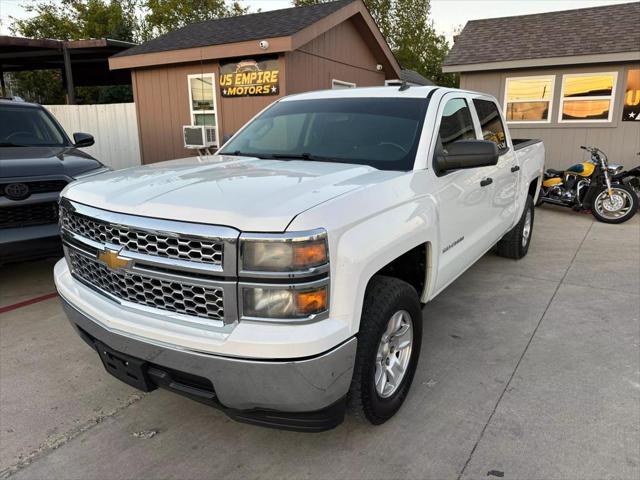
62, 46, 76, 104
0, 66, 6, 97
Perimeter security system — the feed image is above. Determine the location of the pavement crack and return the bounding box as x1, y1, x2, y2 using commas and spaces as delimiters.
456, 220, 595, 480
0, 392, 147, 479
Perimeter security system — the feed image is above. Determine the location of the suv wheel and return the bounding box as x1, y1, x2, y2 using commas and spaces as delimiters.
348, 275, 422, 424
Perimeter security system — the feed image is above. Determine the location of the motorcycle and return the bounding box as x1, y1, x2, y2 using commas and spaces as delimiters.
537, 146, 639, 224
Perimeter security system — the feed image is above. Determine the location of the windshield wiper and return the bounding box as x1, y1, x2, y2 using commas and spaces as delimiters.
0, 142, 29, 147
221, 150, 345, 163
270, 153, 344, 163
221, 150, 276, 159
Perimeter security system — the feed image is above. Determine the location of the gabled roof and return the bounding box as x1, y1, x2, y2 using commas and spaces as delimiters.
443, 2, 640, 72
399, 69, 433, 86
115, 0, 353, 58
109, 0, 400, 78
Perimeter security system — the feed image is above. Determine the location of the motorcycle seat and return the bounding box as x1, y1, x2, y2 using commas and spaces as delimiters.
547, 169, 564, 176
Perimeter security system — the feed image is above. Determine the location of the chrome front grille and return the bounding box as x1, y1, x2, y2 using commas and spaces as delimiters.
61, 206, 223, 265
60, 199, 239, 326
68, 250, 225, 321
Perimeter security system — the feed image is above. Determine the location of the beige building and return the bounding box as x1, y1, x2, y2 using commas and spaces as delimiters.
443, 3, 640, 170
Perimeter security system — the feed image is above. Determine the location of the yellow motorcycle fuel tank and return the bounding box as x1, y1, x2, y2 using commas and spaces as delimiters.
566, 162, 595, 177
543, 177, 563, 187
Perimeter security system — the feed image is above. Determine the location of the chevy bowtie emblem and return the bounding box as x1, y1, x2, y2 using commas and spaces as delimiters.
97, 248, 131, 270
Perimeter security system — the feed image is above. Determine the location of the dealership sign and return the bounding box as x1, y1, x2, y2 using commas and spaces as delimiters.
220, 58, 279, 97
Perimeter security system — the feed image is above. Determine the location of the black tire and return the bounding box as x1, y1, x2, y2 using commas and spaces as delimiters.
590, 184, 638, 224
496, 194, 534, 259
348, 275, 422, 425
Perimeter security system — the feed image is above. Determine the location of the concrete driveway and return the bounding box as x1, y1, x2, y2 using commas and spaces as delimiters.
1, 207, 638, 480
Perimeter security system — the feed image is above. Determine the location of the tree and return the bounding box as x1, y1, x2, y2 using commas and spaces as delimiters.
293, 0, 457, 87
141, 0, 248, 40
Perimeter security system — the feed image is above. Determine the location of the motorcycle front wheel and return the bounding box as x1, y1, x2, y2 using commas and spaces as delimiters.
591, 185, 638, 224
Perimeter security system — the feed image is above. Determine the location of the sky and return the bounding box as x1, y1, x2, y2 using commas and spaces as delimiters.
1, 0, 637, 41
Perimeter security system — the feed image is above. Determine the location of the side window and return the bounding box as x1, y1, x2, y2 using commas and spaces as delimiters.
473, 99, 508, 153
438, 98, 476, 150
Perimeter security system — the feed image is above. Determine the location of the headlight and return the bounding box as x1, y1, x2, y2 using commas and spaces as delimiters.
607, 164, 624, 174
241, 282, 329, 320
240, 229, 328, 273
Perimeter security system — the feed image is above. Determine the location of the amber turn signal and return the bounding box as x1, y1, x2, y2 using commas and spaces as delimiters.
295, 287, 328, 315
293, 241, 327, 269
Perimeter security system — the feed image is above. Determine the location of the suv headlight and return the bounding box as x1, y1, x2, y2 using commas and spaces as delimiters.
240, 229, 328, 274
239, 229, 329, 321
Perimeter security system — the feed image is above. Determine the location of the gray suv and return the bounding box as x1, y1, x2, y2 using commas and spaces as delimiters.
0, 99, 109, 264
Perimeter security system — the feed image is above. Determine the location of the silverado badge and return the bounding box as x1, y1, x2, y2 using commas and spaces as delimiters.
97, 248, 131, 271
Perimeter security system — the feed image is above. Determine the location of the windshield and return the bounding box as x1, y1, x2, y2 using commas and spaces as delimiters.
220, 97, 429, 171
0, 105, 69, 147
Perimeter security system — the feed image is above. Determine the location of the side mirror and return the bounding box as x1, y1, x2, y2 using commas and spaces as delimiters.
73, 132, 94, 148
435, 140, 499, 173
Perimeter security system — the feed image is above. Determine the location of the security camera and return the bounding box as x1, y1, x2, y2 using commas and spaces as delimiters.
259, 40, 269, 50
376, 64, 383, 71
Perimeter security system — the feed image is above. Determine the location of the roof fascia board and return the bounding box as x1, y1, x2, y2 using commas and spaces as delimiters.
443, 51, 640, 73
291, 0, 401, 77
109, 36, 292, 70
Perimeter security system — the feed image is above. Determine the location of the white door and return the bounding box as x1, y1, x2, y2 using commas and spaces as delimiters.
471, 97, 519, 239
431, 95, 497, 293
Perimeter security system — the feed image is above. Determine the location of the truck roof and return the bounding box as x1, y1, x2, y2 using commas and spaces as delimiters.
281, 85, 491, 102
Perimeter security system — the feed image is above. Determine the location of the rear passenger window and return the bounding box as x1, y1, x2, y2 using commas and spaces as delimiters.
438, 98, 476, 150
473, 99, 508, 154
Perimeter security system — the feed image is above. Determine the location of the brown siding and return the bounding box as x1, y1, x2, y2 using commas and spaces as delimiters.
460, 63, 640, 170
131, 59, 286, 163
286, 18, 385, 93
132, 62, 218, 163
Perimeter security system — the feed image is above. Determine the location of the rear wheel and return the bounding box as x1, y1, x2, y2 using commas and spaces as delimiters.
348, 276, 422, 424
496, 195, 534, 259
591, 185, 638, 224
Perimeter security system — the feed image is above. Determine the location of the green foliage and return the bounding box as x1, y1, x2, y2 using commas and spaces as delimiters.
141, 0, 248, 40
11, 0, 140, 41
5, 71, 66, 105
294, 0, 457, 87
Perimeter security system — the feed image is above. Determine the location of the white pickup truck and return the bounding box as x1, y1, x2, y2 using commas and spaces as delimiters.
55, 86, 544, 431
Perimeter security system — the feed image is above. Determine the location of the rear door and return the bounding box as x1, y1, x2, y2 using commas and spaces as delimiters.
431, 93, 497, 293
471, 97, 519, 238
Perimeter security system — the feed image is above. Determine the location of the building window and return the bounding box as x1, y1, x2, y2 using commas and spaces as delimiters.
559, 72, 617, 122
622, 68, 640, 122
332, 79, 356, 89
473, 99, 508, 153
504, 76, 554, 123
188, 73, 219, 141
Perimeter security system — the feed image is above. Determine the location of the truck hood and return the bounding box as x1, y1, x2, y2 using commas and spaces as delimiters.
0, 146, 102, 178
63, 155, 402, 232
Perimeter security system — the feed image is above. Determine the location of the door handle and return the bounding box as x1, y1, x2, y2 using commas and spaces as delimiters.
511, 165, 520, 173
480, 178, 493, 187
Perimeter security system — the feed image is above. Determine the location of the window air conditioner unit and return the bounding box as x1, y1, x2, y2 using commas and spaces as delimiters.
183, 125, 217, 149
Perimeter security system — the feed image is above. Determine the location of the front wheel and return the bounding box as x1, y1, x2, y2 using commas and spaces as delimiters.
591, 185, 638, 224
348, 276, 422, 424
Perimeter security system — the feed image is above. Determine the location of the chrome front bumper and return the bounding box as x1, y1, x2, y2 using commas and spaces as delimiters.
61, 298, 356, 415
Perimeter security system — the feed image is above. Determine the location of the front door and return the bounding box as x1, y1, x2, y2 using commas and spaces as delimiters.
432, 95, 497, 294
